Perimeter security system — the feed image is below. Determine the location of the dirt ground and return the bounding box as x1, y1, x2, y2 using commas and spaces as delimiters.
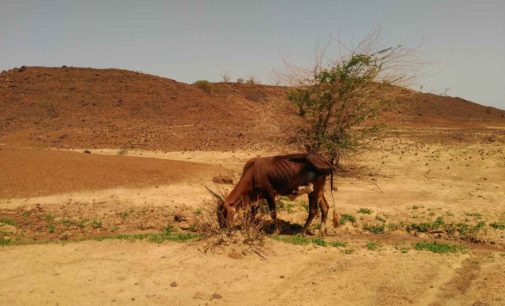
1, 128, 505, 305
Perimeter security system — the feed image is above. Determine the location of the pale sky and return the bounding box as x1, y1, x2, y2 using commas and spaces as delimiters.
1, 0, 504, 109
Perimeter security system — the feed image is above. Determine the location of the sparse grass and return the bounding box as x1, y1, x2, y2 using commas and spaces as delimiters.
117, 148, 128, 156
61, 219, 76, 227
474, 221, 486, 231
303, 203, 309, 213
407, 217, 445, 233
272, 235, 313, 246
245, 77, 256, 85
342, 249, 354, 254
278, 197, 297, 213
446, 222, 469, 236
194, 208, 202, 216
312, 237, 327, 246
328, 241, 348, 248
40, 100, 59, 117
414, 241, 467, 254
47, 225, 55, 233
94, 232, 202, 243
118, 210, 132, 221
387, 223, 403, 231
272, 235, 347, 248
358, 208, 373, 215
405, 217, 484, 241
339, 214, 356, 225
0, 218, 17, 227
2, 229, 202, 247
408, 222, 431, 233
375, 215, 386, 222
44, 214, 55, 222
490, 222, 505, 230
91, 220, 103, 229
400, 246, 410, 253
188, 223, 197, 232
465, 212, 483, 219
0, 238, 11, 246
366, 242, 380, 250
363, 223, 385, 234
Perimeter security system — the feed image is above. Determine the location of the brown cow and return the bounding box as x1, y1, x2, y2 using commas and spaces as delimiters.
207, 152, 338, 235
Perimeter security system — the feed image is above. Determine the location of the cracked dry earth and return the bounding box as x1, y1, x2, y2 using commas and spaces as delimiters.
1, 130, 505, 306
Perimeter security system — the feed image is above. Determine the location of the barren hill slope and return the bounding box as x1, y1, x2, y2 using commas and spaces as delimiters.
1, 66, 504, 151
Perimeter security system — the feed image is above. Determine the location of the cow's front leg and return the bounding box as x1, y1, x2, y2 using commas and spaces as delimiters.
265, 194, 279, 234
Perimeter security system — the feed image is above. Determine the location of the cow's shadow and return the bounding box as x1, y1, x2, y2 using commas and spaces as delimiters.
262, 219, 303, 235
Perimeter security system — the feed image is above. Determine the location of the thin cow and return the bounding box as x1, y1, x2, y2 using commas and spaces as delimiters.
207, 152, 339, 234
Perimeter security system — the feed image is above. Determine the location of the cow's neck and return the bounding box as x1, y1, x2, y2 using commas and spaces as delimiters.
224, 174, 252, 208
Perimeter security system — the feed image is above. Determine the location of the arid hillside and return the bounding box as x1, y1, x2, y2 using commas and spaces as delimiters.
1, 66, 504, 151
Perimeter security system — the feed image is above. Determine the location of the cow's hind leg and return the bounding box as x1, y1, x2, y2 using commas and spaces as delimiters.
302, 192, 318, 235
319, 195, 329, 235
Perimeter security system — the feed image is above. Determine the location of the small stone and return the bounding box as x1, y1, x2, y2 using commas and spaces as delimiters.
228, 250, 242, 259
83, 149, 91, 154
211, 292, 222, 300
174, 214, 187, 222
170, 281, 177, 287
212, 175, 234, 185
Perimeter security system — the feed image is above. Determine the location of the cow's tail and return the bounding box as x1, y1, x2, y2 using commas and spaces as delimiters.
330, 166, 339, 227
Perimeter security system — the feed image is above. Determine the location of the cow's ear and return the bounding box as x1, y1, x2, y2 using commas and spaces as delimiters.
306, 153, 332, 172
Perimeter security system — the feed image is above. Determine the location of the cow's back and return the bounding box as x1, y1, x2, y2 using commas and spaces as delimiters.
251, 155, 309, 195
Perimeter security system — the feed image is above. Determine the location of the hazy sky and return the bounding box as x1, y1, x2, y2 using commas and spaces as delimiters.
1, 0, 504, 109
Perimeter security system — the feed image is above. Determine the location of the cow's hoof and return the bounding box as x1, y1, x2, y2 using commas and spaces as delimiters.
303, 229, 315, 236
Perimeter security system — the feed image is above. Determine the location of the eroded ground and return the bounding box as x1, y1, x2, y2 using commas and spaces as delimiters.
1, 128, 505, 305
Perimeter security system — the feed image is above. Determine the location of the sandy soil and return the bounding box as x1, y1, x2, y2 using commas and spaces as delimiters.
1, 129, 505, 305
1, 239, 504, 306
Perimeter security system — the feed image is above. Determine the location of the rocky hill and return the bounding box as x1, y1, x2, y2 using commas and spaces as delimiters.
1, 66, 504, 151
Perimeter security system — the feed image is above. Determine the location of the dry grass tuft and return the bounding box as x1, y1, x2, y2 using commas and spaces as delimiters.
196, 187, 270, 258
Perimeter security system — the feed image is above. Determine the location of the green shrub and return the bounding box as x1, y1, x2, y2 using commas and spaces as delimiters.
490, 222, 505, 230
193, 80, 213, 94
358, 208, 373, 215
367, 242, 379, 250
0, 218, 17, 226
339, 214, 356, 225
414, 241, 467, 254
363, 223, 385, 234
